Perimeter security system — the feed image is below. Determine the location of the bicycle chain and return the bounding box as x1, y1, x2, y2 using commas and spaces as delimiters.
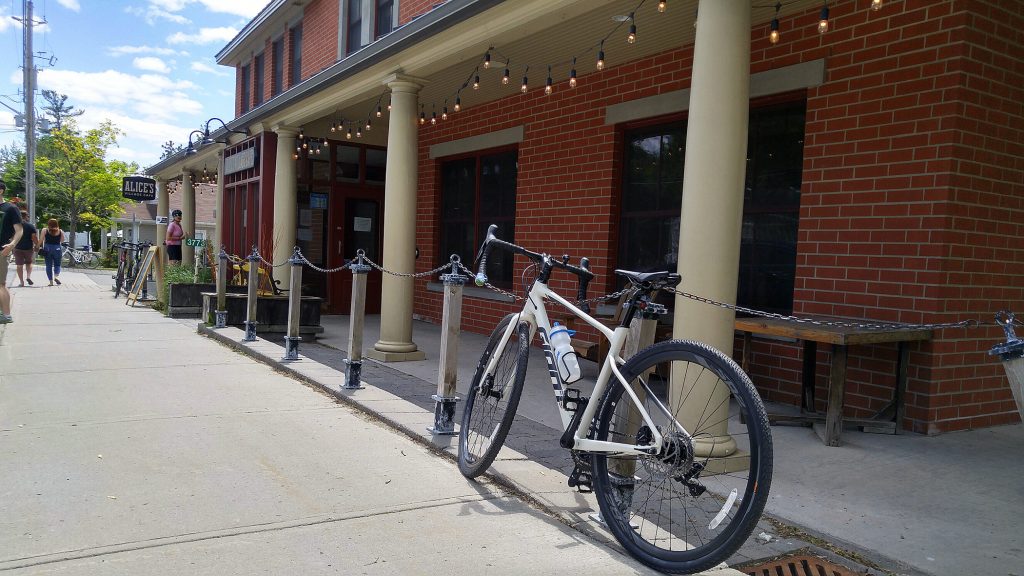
662, 287, 984, 331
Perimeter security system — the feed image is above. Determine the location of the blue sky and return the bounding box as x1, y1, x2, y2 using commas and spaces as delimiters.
0, 0, 267, 169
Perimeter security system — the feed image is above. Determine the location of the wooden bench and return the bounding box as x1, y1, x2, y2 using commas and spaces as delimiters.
734, 317, 932, 446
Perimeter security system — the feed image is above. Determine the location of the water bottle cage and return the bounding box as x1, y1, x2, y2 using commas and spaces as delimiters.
558, 352, 582, 384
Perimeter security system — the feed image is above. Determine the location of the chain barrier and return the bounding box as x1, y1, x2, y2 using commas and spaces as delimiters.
294, 248, 355, 274
362, 255, 452, 279
257, 252, 294, 269
663, 287, 989, 332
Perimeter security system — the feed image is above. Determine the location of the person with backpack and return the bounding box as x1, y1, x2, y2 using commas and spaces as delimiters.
13, 209, 40, 287
0, 182, 24, 323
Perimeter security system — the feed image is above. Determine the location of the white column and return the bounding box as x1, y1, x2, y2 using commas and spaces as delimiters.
182, 172, 196, 265
368, 74, 427, 362
273, 127, 299, 286
155, 178, 169, 291
214, 152, 225, 252
672, 0, 751, 457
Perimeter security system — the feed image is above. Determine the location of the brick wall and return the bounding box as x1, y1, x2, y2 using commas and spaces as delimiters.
411, 0, 1023, 433
302, 0, 340, 78
399, 0, 447, 25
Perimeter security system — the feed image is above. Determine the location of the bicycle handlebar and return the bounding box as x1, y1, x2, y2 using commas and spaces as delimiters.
474, 224, 596, 298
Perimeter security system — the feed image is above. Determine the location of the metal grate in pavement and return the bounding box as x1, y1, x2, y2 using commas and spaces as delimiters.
740, 553, 864, 576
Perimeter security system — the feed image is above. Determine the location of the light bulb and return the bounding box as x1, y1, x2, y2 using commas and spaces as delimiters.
292, 153, 298, 160
871, 0, 882, 10
302, 142, 307, 149
442, 106, 448, 120
387, 102, 392, 112
347, 128, 353, 139
597, 52, 604, 71
628, 23, 636, 44
419, 113, 425, 125
483, 52, 491, 69
770, 19, 780, 44
818, 6, 829, 34
569, 69, 577, 88
356, 128, 362, 138
330, 123, 336, 132
454, 96, 461, 112
545, 82, 552, 95
502, 69, 510, 85
431, 112, 436, 125
365, 120, 371, 131
521, 77, 528, 94
658, 0, 666, 13
376, 106, 382, 118
473, 75, 480, 90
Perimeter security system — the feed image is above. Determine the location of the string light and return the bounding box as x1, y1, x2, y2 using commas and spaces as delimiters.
627, 13, 636, 44
473, 74, 480, 90
545, 66, 553, 95
521, 66, 529, 94
871, 0, 882, 10
356, 127, 362, 138
818, 3, 830, 34
387, 98, 392, 112
569, 57, 577, 88
365, 119, 372, 131
442, 100, 449, 120
347, 127, 353, 139
330, 121, 337, 132
657, 0, 666, 13
502, 64, 510, 85
769, 2, 781, 44
596, 40, 605, 71
483, 50, 491, 69
376, 105, 383, 118
419, 104, 425, 125
454, 94, 462, 112
431, 104, 437, 125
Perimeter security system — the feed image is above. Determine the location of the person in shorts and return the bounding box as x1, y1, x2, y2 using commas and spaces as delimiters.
165, 209, 184, 265
0, 182, 24, 323
13, 210, 40, 287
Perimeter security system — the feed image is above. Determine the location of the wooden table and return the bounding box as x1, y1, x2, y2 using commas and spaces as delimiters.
734, 317, 932, 446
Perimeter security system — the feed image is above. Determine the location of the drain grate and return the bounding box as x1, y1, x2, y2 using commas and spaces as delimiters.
739, 553, 864, 576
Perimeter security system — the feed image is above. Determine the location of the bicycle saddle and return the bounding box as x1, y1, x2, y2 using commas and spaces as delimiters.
614, 269, 681, 288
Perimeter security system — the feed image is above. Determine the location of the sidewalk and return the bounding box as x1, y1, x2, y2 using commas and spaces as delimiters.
241, 312, 1023, 576
0, 271, 672, 575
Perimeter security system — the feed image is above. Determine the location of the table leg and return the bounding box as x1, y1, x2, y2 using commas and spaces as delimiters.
825, 344, 848, 446
894, 342, 909, 434
741, 331, 752, 373
802, 340, 817, 412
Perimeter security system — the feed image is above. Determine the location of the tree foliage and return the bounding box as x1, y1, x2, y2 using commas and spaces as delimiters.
161, 140, 184, 159
41, 90, 85, 131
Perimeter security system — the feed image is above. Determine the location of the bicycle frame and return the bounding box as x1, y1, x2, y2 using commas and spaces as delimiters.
485, 276, 676, 457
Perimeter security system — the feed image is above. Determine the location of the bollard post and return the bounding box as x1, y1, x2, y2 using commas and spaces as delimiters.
429, 255, 465, 435
343, 250, 369, 390
243, 245, 260, 342
215, 247, 228, 328
282, 247, 304, 361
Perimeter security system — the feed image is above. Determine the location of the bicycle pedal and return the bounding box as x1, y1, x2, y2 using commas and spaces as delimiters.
567, 468, 593, 494
562, 388, 588, 413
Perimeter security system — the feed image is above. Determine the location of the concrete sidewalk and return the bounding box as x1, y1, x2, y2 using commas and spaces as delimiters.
0, 271, 676, 575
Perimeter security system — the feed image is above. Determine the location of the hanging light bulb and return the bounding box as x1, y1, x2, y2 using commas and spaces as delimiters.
871, 0, 883, 10
302, 141, 308, 149
520, 66, 529, 94
770, 3, 781, 45
454, 94, 462, 112
569, 57, 577, 88
818, 4, 829, 34
387, 99, 392, 112
442, 101, 449, 120
596, 41, 605, 71
545, 66, 553, 95
365, 119, 372, 131
356, 127, 362, 138
473, 74, 480, 90
430, 106, 437, 125
502, 65, 510, 85
298, 128, 304, 140
376, 105, 383, 118
346, 127, 353, 139
627, 14, 636, 44
419, 105, 425, 125
658, 0, 666, 13
330, 121, 337, 132
293, 152, 299, 160
483, 51, 491, 69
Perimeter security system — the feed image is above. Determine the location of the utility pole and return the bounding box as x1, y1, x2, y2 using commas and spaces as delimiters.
22, 0, 37, 225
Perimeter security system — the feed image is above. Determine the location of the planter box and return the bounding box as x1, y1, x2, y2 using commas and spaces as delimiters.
167, 283, 246, 317
201, 292, 323, 338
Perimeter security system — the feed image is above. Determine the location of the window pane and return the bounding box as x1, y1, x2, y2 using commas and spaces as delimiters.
347, 0, 363, 54
365, 148, 386, 185
272, 39, 284, 96
290, 25, 303, 86
240, 65, 250, 113
479, 152, 516, 218
253, 53, 264, 105
335, 145, 360, 182
376, 0, 393, 38
441, 158, 474, 220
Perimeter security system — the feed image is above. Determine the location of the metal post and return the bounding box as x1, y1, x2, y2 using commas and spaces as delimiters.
344, 250, 369, 390
429, 256, 465, 435
243, 245, 260, 342
215, 247, 228, 328
282, 247, 303, 361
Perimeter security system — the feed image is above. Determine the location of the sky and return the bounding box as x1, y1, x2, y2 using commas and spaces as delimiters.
0, 0, 268, 170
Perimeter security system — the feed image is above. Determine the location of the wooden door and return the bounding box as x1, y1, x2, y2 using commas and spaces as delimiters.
327, 192, 383, 314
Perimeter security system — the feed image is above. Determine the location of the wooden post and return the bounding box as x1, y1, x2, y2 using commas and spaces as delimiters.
344, 251, 369, 390
824, 344, 848, 446
282, 247, 303, 361
243, 246, 259, 342
429, 257, 465, 435
215, 247, 228, 328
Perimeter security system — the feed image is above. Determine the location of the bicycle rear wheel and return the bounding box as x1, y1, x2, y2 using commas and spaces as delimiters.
61, 252, 72, 266
114, 262, 126, 297
82, 252, 100, 269
458, 313, 529, 478
591, 339, 773, 574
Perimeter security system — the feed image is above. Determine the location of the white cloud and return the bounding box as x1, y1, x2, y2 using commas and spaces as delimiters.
167, 26, 238, 45
57, 0, 81, 11
0, 8, 15, 33
196, 0, 266, 18
37, 68, 202, 123
133, 57, 171, 74
108, 45, 182, 57
125, 5, 190, 25
191, 61, 230, 76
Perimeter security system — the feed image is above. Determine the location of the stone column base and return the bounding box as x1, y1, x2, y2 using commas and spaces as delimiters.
365, 349, 427, 362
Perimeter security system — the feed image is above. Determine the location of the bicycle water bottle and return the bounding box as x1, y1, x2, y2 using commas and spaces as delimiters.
550, 322, 582, 384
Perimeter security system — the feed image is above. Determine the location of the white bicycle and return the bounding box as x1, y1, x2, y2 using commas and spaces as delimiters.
458, 225, 773, 574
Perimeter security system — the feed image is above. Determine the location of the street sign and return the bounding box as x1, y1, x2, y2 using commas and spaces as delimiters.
185, 238, 206, 248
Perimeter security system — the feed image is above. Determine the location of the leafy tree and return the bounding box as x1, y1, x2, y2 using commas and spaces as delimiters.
0, 145, 26, 199
41, 90, 85, 131
160, 140, 184, 159
35, 120, 127, 246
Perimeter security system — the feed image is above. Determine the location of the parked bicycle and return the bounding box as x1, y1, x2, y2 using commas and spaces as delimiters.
60, 242, 100, 269
113, 241, 149, 297
458, 225, 773, 575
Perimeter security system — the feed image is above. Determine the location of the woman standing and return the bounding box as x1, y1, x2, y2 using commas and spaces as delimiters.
41, 219, 64, 286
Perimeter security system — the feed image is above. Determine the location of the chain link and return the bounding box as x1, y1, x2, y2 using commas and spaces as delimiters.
257, 252, 293, 269
362, 255, 452, 279
663, 287, 983, 331
295, 249, 354, 274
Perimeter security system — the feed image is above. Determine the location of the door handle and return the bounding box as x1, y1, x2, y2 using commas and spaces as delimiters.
338, 241, 343, 255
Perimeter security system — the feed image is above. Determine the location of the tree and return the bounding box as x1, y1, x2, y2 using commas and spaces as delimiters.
35, 120, 127, 246
41, 90, 85, 131
160, 140, 184, 159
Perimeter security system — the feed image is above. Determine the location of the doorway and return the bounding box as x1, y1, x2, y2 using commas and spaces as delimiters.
328, 193, 383, 314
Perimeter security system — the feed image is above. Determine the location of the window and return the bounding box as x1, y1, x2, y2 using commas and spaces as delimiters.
253, 52, 265, 106
618, 99, 805, 314
239, 65, 251, 113
271, 38, 284, 97
290, 24, 303, 86
439, 150, 517, 285
346, 0, 363, 55
375, 0, 394, 39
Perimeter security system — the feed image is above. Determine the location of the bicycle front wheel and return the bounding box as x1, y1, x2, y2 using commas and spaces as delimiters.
61, 252, 72, 266
114, 263, 126, 297
82, 252, 100, 269
591, 339, 773, 574
457, 313, 529, 478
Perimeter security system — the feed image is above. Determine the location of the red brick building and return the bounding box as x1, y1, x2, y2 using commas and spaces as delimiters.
148, 0, 1023, 434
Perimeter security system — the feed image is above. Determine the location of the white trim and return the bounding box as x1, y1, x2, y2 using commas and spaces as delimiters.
429, 126, 524, 159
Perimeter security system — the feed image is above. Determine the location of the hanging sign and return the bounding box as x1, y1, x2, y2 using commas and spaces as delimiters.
224, 147, 257, 175
121, 176, 157, 201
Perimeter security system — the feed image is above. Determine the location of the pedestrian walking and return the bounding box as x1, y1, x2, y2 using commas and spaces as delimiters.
41, 218, 64, 286
0, 182, 24, 323
13, 210, 40, 287
165, 209, 184, 265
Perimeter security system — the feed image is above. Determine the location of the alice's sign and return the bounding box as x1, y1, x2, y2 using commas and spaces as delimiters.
122, 176, 157, 201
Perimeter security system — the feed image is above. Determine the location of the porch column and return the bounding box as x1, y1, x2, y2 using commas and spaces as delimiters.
155, 178, 168, 291
214, 152, 225, 252
672, 0, 750, 457
182, 172, 196, 265
273, 127, 299, 286
368, 74, 427, 362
